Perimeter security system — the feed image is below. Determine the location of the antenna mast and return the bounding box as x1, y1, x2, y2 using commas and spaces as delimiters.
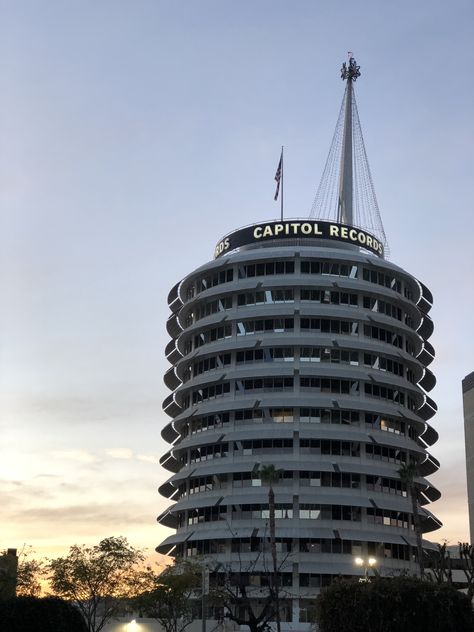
337, 54, 360, 225
309, 54, 389, 257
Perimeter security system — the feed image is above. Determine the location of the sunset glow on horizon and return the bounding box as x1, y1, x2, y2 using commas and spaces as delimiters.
1, 0, 473, 563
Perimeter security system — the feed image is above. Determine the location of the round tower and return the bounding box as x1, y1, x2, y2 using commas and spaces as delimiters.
157, 56, 440, 629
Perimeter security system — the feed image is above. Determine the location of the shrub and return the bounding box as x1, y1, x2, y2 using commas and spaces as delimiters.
316, 576, 474, 632
0, 596, 88, 632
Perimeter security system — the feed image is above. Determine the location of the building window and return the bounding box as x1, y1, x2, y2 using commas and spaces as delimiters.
299, 538, 354, 554
363, 324, 403, 349
187, 506, 227, 525
301, 289, 358, 306
232, 473, 262, 488
300, 377, 359, 395
236, 347, 294, 363
189, 443, 229, 464
194, 324, 232, 349
193, 353, 231, 377
232, 504, 293, 520
237, 289, 294, 306
364, 383, 407, 406
186, 475, 226, 497
366, 475, 407, 497
194, 296, 233, 321
300, 440, 360, 457
366, 508, 409, 529
301, 347, 359, 365
189, 413, 230, 435
234, 409, 264, 422
364, 413, 411, 437
271, 408, 294, 423
301, 318, 359, 335
366, 444, 406, 464
363, 353, 404, 377
197, 268, 234, 294
237, 377, 294, 393
299, 600, 318, 623
362, 295, 402, 321
235, 439, 293, 456
299, 408, 359, 424
237, 318, 294, 336
301, 261, 358, 278
299, 501, 362, 517
362, 268, 401, 293
238, 261, 295, 278
192, 382, 230, 404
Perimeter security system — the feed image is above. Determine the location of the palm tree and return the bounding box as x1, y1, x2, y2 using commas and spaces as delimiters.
259, 464, 283, 632
398, 460, 424, 577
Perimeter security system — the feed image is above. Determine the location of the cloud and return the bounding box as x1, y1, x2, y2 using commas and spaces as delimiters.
12, 503, 151, 526
0, 479, 58, 508
51, 449, 99, 463
105, 448, 134, 460
104, 449, 156, 462
0, 393, 163, 429
137, 454, 156, 463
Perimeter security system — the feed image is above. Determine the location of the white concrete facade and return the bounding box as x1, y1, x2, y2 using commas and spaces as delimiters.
158, 234, 441, 629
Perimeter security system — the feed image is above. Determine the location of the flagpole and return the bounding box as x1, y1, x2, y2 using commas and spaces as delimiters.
280, 146, 284, 221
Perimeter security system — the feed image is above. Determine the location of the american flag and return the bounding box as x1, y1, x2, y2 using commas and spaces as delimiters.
274, 150, 283, 201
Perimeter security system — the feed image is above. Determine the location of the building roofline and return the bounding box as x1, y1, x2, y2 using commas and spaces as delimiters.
462, 371, 474, 394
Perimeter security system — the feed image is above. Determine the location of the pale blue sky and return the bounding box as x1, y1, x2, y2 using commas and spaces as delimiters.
0, 0, 473, 557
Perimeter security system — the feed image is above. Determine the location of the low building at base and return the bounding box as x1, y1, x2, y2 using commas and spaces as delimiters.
463, 372, 474, 543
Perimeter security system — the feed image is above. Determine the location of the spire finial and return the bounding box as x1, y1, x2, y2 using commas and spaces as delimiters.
341, 55, 361, 82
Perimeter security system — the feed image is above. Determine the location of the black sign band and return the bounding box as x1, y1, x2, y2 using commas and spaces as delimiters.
214, 220, 384, 259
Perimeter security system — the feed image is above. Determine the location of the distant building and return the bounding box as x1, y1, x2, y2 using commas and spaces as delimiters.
0, 549, 18, 599
463, 372, 474, 543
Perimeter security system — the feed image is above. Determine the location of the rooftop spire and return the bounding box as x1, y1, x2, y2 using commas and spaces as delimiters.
310, 54, 389, 256
338, 55, 360, 225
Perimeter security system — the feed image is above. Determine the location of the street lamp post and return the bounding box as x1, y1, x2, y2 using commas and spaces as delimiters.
354, 557, 377, 582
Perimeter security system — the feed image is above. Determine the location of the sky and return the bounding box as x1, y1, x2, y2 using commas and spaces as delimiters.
0, 0, 473, 563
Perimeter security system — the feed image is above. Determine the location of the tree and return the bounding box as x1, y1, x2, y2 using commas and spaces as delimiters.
459, 542, 474, 601
209, 506, 292, 632
0, 546, 45, 598
210, 566, 278, 632
316, 576, 474, 632
48, 536, 150, 632
398, 460, 424, 577
138, 559, 200, 632
259, 464, 283, 632
16, 546, 45, 597
425, 542, 452, 585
